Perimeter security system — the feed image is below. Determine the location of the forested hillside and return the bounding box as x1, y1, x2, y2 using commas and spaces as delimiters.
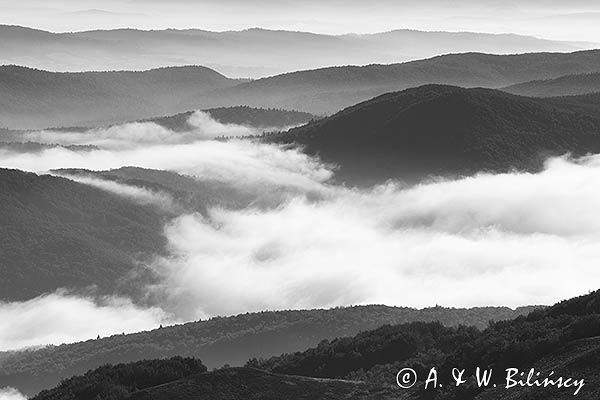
5, 50, 600, 129
0, 169, 167, 301
26, 289, 600, 399
503, 72, 600, 97
33, 357, 207, 400
55, 167, 289, 213
0, 65, 240, 129
0, 305, 534, 395
219, 50, 600, 114
251, 289, 600, 399
267, 84, 600, 184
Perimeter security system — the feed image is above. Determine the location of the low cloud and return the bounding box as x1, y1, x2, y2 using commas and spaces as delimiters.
0, 387, 26, 400
187, 111, 257, 137
150, 156, 600, 318
55, 173, 180, 213
19, 111, 256, 149
0, 291, 168, 351
0, 140, 332, 193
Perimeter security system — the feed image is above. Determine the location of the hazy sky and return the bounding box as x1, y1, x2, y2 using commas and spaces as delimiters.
1, 0, 599, 41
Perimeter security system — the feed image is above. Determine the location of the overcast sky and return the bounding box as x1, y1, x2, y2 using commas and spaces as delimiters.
1, 0, 599, 41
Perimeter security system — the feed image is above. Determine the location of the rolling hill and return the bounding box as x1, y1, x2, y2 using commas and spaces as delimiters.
32, 357, 209, 400
0, 163, 326, 304
503, 72, 600, 97
266, 84, 600, 184
127, 368, 400, 400
0, 168, 167, 301
0, 106, 314, 143
26, 289, 600, 399
247, 289, 600, 399
0, 305, 534, 396
0, 25, 589, 78
218, 49, 600, 114
54, 167, 285, 214
5, 50, 600, 129
0, 65, 241, 129
34, 365, 400, 400
147, 106, 314, 132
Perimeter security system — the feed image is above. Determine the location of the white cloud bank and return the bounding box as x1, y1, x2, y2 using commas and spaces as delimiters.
0, 140, 331, 193
151, 156, 600, 319
20, 111, 256, 149
0, 387, 26, 400
0, 291, 168, 350
55, 173, 180, 213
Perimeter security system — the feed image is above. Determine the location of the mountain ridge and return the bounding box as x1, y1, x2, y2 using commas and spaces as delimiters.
22, 288, 600, 399
0, 24, 591, 78
210, 49, 600, 114
0, 64, 239, 129
0, 304, 535, 395
6, 49, 600, 128
265, 84, 600, 184
503, 72, 600, 97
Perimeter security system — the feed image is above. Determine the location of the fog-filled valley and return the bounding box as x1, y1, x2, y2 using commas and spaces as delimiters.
3, 4, 600, 398
2, 105, 600, 351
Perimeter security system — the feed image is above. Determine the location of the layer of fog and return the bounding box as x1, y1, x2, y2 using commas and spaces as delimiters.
20, 111, 257, 149
151, 156, 600, 319
0, 387, 26, 400
0, 291, 167, 350
1, 113, 600, 349
1, 112, 332, 193
55, 173, 180, 213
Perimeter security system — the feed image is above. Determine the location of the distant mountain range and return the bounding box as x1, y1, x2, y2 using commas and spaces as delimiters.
25, 288, 600, 400
0, 25, 592, 78
222, 49, 600, 114
267, 84, 600, 184
4, 50, 600, 129
503, 72, 600, 97
1, 304, 534, 396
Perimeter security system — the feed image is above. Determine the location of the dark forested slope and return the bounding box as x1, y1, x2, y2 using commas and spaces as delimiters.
35, 365, 400, 400
26, 289, 600, 400
32, 357, 207, 400
0, 305, 533, 396
0, 169, 167, 301
54, 167, 298, 213
267, 84, 600, 184
251, 289, 600, 399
